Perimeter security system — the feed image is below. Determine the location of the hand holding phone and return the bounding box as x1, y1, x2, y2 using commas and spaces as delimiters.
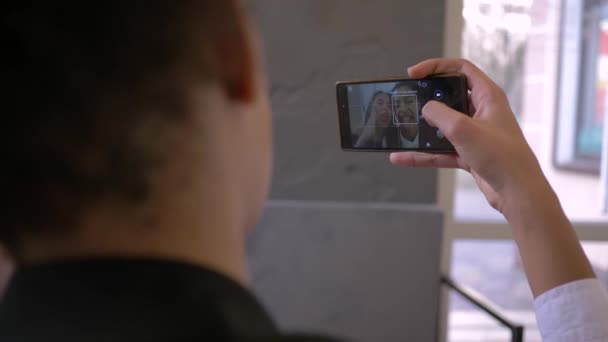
390, 59, 544, 209
336, 74, 470, 152
391, 59, 600, 308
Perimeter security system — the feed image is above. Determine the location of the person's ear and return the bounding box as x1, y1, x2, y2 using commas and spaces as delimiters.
215, 22, 256, 104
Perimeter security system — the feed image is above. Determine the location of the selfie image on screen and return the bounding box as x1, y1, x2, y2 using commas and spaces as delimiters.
348, 81, 420, 149
343, 77, 466, 151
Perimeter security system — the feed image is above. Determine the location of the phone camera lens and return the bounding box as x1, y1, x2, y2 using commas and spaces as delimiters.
434, 90, 444, 99
421, 81, 428, 88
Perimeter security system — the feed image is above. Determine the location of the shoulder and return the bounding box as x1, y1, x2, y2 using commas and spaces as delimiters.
176, 336, 346, 342
175, 333, 347, 342
243, 335, 346, 342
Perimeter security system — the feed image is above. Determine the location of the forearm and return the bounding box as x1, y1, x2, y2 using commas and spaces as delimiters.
502, 176, 595, 298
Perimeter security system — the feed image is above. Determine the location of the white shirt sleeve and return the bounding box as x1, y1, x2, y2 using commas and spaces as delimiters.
534, 278, 608, 342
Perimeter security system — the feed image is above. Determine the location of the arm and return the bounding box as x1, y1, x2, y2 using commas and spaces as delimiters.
501, 175, 594, 297
391, 58, 595, 297
390, 59, 608, 341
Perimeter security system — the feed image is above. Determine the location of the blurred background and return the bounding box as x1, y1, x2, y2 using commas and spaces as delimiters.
450, 0, 608, 341
0, 1, 606, 342
248, 0, 608, 341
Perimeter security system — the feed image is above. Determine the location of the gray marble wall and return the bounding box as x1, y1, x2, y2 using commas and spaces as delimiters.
248, 202, 443, 342
249, 0, 445, 203
247, 1, 447, 341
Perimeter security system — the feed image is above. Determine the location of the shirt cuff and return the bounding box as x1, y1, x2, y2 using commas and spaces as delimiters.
534, 278, 608, 342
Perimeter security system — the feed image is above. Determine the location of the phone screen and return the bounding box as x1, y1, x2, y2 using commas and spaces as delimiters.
336, 74, 469, 152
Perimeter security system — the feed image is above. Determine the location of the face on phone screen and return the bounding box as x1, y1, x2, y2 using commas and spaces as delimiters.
336, 75, 469, 152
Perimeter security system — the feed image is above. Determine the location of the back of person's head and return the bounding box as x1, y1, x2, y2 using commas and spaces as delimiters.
1, 1, 272, 262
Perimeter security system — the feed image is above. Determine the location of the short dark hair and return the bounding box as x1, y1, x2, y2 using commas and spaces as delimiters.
1, 1, 245, 255
391, 82, 416, 93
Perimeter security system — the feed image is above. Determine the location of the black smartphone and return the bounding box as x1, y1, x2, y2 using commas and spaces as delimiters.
336, 74, 470, 152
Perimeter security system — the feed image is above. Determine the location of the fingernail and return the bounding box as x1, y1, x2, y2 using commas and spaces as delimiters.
389, 153, 398, 163
422, 100, 435, 113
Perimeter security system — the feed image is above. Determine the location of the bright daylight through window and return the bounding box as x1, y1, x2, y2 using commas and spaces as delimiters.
448, 1, 608, 341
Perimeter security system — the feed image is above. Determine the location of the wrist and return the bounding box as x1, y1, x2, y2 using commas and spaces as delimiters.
500, 173, 562, 228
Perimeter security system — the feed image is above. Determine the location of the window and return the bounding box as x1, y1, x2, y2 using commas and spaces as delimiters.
448, 1, 608, 339
461, 0, 531, 117
454, 0, 608, 222
448, 240, 608, 341
554, 0, 608, 173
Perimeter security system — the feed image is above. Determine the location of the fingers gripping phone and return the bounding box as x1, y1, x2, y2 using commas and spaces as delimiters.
336, 74, 470, 152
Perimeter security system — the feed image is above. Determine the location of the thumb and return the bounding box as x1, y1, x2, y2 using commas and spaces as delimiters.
422, 100, 476, 147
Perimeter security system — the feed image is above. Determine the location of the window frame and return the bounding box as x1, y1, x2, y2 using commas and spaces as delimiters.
553, 0, 607, 174
603, 94, 608, 213
440, 1, 608, 340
